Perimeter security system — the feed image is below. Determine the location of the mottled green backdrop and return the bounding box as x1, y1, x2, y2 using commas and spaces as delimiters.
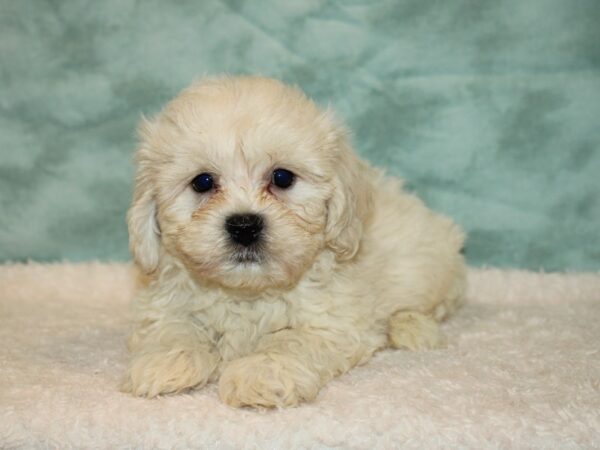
1, 0, 599, 270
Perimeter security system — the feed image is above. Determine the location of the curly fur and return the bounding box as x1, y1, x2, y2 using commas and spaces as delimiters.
122, 76, 466, 408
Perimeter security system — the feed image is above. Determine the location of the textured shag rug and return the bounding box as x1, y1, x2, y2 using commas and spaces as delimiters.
1, 263, 599, 449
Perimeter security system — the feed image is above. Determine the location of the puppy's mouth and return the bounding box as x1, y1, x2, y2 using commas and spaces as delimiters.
230, 247, 264, 264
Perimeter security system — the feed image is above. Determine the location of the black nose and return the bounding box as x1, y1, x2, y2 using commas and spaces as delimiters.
225, 213, 264, 247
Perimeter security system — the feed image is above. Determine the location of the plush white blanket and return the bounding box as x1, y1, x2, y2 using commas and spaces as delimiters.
1, 263, 599, 449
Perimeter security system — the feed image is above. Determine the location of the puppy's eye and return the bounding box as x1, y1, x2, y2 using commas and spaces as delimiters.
271, 168, 295, 189
191, 173, 214, 193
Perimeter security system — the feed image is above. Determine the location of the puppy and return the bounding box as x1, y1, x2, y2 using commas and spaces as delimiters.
122, 76, 466, 408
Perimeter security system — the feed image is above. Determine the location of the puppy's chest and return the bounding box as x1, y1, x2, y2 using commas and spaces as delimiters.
193, 297, 290, 361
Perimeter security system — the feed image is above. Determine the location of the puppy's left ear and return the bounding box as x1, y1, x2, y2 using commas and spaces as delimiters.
324, 124, 375, 261
128, 176, 161, 274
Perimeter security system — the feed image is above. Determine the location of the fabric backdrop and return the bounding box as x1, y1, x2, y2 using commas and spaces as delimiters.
1, 0, 599, 271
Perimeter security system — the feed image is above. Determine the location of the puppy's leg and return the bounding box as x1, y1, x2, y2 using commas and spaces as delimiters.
122, 320, 219, 397
389, 262, 466, 351
387, 311, 444, 351
219, 327, 374, 408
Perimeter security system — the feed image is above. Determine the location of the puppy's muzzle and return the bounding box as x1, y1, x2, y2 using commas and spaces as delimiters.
225, 213, 264, 247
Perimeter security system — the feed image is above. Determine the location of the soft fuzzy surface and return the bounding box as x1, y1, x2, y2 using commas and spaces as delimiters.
1, 263, 599, 448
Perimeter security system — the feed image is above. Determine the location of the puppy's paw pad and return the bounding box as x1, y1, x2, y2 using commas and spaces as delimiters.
219, 354, 316, 408
388, 311, 445, 351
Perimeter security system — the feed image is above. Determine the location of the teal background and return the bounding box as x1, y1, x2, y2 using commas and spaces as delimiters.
1, 0, 599, 271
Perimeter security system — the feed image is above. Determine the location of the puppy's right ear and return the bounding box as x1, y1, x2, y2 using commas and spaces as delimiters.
127, 120, 161, 274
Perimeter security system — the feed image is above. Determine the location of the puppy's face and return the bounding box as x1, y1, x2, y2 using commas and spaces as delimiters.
128, 77, 371, 292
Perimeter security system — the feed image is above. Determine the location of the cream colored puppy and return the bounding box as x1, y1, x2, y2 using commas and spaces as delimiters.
122, 76, 466, 408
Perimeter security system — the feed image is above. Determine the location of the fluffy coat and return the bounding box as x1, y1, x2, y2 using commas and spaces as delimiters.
122, 76, 466, 407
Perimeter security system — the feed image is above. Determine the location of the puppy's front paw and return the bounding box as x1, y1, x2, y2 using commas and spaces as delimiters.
218, 354, 320, 408
388, 311, 445, 351
122, 348, 218, 398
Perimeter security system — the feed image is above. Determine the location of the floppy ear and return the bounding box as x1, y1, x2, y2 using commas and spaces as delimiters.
127, 122, 161, 274
127, 176, 161, 274
325, 131, 374, 261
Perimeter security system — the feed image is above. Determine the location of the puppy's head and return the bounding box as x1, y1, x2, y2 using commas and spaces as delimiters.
128, 76, 372, 292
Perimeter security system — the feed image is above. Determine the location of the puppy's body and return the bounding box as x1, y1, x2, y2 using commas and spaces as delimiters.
123, 76, 465, 407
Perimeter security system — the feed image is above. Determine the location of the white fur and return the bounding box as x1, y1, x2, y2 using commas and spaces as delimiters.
122, 76, 466, 407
